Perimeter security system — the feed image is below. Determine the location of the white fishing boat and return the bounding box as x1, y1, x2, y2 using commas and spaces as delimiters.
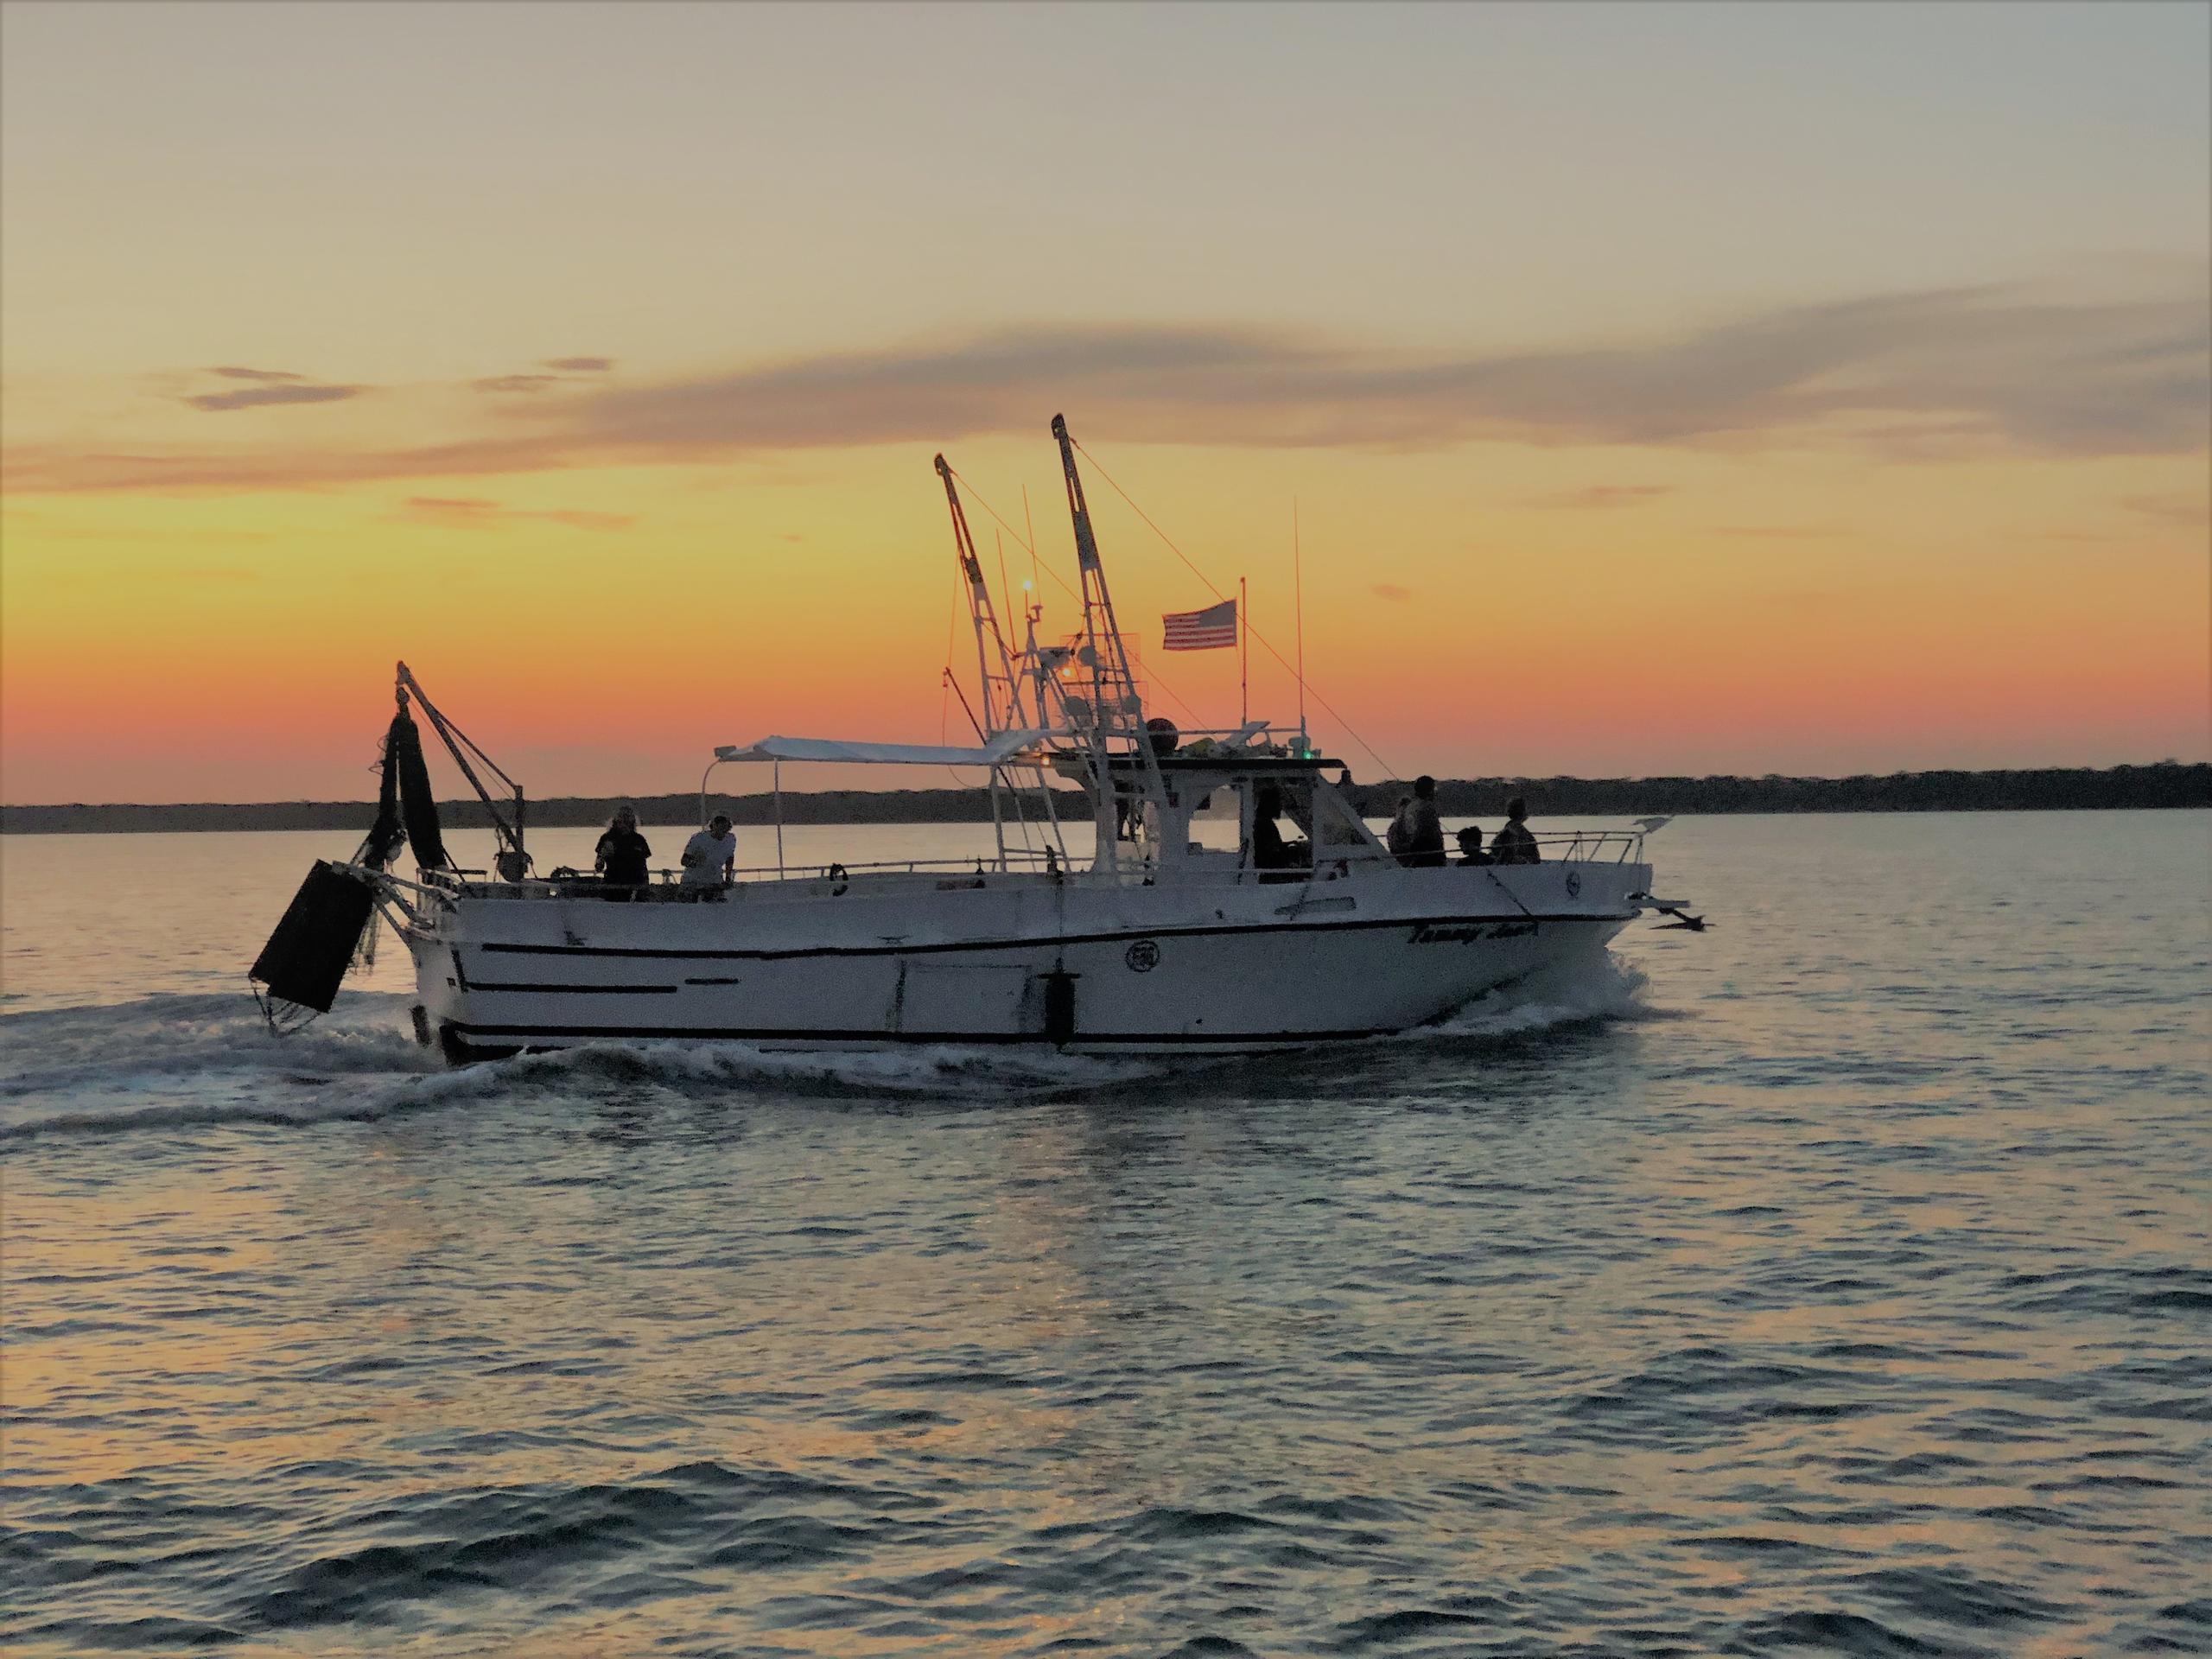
252, 416, 1688, 1062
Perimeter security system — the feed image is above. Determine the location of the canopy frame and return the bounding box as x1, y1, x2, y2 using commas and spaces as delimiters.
700, 730, 1061, 879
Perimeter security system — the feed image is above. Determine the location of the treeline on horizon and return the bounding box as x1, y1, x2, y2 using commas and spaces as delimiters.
3, 762, 2205, 835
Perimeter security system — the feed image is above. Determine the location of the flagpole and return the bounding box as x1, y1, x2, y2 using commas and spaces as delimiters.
1239, 575, 1249, 729
1293, 499, 1307, 754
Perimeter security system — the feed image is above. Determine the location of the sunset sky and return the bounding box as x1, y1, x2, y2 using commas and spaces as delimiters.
3, 0, 2207, 804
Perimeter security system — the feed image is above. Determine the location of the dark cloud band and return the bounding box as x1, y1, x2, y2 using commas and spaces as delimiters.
12, 273, 2204, 492
569, 283, 2208, 459
183, 383, 360, 414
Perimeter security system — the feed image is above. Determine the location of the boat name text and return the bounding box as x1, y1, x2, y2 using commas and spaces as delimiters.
1409, 921, 1539, 945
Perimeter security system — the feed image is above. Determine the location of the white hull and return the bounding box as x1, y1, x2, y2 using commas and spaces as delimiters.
255, 422, 1690, 1065
406, 859, 1648, 1060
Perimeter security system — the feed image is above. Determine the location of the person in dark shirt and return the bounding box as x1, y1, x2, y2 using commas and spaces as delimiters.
594, 804, 653, 899
1248, 784, 1308, 879
1455, 825, 1492, 867
1402, 775, 1446, 868
1490, 797, 1541, 865
1385, 796, 1414, 861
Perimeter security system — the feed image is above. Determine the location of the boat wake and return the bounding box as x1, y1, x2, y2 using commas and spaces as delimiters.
481, 1032, 1171, 1098
0, 956, 1661, 1140
0, 991, 444, 1140
1421, 952, 1662, 1039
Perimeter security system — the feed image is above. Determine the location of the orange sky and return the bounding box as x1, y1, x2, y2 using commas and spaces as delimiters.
3, 3, 2207, 804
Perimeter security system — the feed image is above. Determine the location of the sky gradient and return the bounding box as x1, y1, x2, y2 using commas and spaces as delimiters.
3, 1, 2207, 804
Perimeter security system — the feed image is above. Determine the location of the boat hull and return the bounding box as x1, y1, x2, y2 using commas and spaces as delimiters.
404, 861, 1648, 1060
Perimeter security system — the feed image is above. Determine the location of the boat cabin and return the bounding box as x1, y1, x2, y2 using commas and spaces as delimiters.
706, 729, 1389, 890
1072, 751, 1390, 882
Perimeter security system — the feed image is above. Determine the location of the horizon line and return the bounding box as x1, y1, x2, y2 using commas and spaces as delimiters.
3, 759, 2205, 817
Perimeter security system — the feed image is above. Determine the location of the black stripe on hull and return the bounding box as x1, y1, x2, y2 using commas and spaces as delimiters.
465, 911, 1630, 965
464, 982, 680, 995
440, 1020, 1403, 1058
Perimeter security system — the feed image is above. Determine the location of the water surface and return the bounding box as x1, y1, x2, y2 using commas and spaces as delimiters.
3, 813, 2207, 1656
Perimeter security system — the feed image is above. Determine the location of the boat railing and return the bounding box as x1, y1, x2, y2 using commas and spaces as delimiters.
372, 827, 1645, 902
1523, 829, 1648, 865
1274, 827, 1648, 871
405, 848, 1071, 900
376, 828, 1647, 906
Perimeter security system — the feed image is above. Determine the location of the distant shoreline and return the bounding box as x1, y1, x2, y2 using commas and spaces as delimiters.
3, 763, 2204, 834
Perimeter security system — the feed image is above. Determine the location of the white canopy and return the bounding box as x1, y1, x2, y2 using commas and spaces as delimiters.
715, 730, 1052, 766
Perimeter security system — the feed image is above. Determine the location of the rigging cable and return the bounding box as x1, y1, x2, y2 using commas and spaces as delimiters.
1068, 436, 1399, 781
394, 664, 529, 864
942, 464, 1203, 729
942, 557, 963, 784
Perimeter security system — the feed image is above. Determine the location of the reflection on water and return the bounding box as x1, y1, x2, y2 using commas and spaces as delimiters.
1, 813, 2208, 1656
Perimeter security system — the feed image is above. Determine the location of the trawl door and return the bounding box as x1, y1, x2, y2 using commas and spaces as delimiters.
894, 963, 1032, 1037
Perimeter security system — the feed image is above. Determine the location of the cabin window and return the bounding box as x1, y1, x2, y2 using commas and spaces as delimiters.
1241, 777, 1315, 874
1308, 782, 1388, 858
1190, 780, 1246, 855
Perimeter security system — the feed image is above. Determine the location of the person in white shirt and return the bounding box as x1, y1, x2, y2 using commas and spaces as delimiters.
679, 814, 738, 898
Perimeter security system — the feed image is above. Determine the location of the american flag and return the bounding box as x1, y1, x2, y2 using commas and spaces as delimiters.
1162, 598, 1237, 652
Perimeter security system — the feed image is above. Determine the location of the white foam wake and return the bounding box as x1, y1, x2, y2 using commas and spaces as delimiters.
0, 953, 1659, 1139
0, 990, 441, 1139
1415, 950, 1657, 1041
475, 1034, 1173, 1100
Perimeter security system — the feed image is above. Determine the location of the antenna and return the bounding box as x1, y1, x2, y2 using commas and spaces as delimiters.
993, 526, 1016, 683
1021, 482, 1039, 604
1293, 499, 1307, 754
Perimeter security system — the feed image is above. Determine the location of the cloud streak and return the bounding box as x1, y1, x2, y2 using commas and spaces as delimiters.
1713, 525, 1844, 539
183, 382, 362, 413
1, 435, 563, 493
2121, 492, 2209, 526
396, 495, 636, 531
1523, 485, 1674, 510
474, 358, 617, 393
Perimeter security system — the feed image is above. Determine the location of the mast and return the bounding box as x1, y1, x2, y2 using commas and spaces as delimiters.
1293, 498, 1308, 756
1020, 601, 1070, 861
938, 454, 1023, 868
1050, 413, 1164, 874
935, 454, 1020, 732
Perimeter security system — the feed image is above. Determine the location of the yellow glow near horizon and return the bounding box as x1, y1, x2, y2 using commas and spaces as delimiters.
5, 434, 2204, 802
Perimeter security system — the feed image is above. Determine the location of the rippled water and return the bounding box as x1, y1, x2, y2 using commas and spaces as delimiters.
3, 813, 2208, 1657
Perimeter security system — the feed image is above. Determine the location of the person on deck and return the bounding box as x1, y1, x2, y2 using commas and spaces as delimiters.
1491, 797, 1541, 865
1402, 776, 1446, 868
1456, 825, 1492, 867
1248, 784, 1309, 879
680, 813, 737, 899
594, 805, 652, 899
1385, 797, 1414, 861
